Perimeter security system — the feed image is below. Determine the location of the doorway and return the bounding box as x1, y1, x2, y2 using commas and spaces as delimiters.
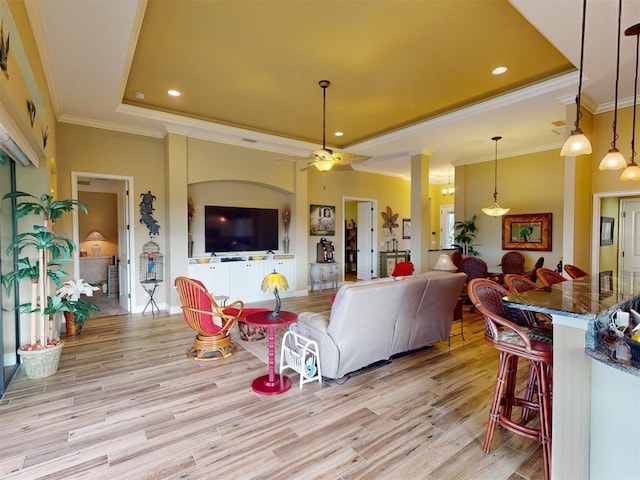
343, 197, 377, 281
71, 172, 135, 313
440, 205, 455, 249
592, 190, 640, 276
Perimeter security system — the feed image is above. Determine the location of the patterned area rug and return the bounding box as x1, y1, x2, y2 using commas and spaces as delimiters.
231, 324, 289, 364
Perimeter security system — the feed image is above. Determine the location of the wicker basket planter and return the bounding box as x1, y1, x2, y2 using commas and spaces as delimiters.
17, 341, 65, 379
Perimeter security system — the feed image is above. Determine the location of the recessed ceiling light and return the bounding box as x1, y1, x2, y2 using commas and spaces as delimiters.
334, 131, 344, 137
168, 90, 181, 97
492, 66, 508, 75
133, 91, 145, 100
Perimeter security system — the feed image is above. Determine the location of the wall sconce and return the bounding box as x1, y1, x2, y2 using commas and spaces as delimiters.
85, 230, 106, 257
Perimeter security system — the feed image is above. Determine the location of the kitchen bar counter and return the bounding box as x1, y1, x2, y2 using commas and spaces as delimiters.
503, 272, 640, 479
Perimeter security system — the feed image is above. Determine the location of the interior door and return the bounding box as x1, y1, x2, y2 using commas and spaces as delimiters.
117, 181, 131, 311
440, 205, 455, 249
357, 201, 374, 280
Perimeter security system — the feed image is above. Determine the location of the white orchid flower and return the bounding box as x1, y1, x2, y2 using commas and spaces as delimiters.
56, 279, 99, 301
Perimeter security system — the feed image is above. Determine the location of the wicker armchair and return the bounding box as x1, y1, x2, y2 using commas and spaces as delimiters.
451, 251, 463, 272
564, 264, 588, 279
468, 278, 553, 480
174, 276, 244, 361
525, 256, 544, 283
500, 251, 526, 274
536, 267, 567, 287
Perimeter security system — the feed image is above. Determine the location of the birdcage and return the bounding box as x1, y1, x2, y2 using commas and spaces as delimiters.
140, 240, 164, 283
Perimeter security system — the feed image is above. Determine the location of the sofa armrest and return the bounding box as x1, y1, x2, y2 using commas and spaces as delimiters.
295, 311, 329, 336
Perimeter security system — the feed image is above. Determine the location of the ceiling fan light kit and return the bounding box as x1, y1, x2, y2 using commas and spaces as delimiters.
561, 0, 592, 157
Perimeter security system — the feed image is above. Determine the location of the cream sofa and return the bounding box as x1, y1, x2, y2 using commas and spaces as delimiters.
291, 271, 467, 379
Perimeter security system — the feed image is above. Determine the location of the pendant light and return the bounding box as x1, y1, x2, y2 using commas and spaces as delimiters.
561, 0, 592, 157
621, 23, 640, 181
482, 136, 510, 217
600, 0, 626, 170
441, 167, 455, 196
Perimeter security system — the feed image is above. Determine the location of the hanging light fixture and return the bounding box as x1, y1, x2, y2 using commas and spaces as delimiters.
482, 136, 510, 217
561, 0, 592, 157
311, 80, 337, 172
621, 23, 640, 181
600, 0, 627, 170
441, 167, 455, 196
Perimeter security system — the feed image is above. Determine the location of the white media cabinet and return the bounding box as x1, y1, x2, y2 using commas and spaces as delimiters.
187, 254, 296, 303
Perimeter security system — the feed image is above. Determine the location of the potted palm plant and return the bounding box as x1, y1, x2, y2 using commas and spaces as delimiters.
1, 191, 91, 378
453, 214, 480, 256
49, 279, 100, 334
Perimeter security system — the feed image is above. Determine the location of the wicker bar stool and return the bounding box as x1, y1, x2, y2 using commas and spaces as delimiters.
563, 264, 588, 279
536, 267, 567, 287
468, 278, 553, 480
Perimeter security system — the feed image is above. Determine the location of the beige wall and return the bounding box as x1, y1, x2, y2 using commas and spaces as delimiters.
56, 123, 165, 309
307, 167, 411, 275
78, 191, 118, 257
456, 149, 564, 271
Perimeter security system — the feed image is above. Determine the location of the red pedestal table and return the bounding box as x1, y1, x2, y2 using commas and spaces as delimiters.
244, 310, 297, 395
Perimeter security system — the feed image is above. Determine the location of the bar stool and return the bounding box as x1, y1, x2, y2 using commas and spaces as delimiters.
468, 278, 553, 480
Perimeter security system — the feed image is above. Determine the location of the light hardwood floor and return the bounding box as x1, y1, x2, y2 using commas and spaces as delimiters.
1, 290, 544, 479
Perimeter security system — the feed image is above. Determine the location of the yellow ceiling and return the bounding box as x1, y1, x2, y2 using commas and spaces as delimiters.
124, 0, 572, 149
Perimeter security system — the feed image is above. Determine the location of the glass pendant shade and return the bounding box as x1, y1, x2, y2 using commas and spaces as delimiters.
560, 131, 592, 157
561, 0, 591, 157
482, 203, 510, 217
313, 158, 334, 172
621, 23, 640, 181
620, 162, 640, 181
601, 0, 626, 171
599, 148, 627, 170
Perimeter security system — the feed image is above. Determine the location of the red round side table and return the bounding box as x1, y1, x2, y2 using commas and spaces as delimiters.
244, 310, 297, 395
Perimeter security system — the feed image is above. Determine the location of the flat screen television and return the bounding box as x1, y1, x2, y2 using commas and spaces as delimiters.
205, 205, 278, 253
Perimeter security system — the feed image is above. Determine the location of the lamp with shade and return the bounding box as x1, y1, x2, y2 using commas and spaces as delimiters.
432, 254, 457, 272
85, 230, 106, 257
261, 270, 289, 319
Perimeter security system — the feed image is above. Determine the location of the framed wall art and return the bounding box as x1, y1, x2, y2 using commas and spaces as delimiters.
600, 216, 614, 246
310, 204, 336, 236
402, 218, 411, 239
502, 213, 552, 251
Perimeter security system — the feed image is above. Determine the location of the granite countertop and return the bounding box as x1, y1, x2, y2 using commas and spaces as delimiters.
503, 271, 640, 377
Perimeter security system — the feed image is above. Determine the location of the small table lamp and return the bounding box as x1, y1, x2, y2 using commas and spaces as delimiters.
85, 230, 106, 257
261, 270, 289, 319
433, 253, 457, 272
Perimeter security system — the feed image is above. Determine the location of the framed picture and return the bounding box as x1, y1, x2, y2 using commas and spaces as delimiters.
310, 204, 336, 236
502, 213, 552, 251
600, 216, 614, 246
402, 218, 411, 239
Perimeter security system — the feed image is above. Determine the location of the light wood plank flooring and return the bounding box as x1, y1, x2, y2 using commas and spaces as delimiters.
1, 290, 544, 479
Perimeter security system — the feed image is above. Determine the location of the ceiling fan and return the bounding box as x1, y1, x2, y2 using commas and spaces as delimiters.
296, 80, 370, 172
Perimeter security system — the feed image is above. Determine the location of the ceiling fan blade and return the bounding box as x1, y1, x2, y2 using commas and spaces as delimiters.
331, 152, 371, 165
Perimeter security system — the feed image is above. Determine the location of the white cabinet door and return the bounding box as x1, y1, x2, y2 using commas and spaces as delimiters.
264, 259, 296, 292
187, 264, 213, 287
228, 261, 265, 300
209, 263, 230, 297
